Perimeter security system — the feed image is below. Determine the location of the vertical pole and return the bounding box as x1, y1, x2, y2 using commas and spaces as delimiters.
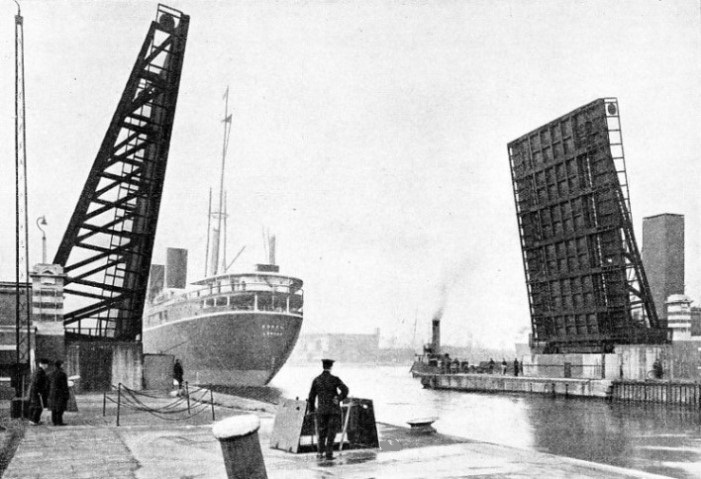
186, 381, 191, 414
204, 188, 211, 277
20, 375, 25, 417
116, 383, 122, 426
222, 191, 227, 272
314, 413, 321, 457
103, 392, 106, 416
13, 7, 23, 402
210, 388, 215, 421
339, 401, 352, 456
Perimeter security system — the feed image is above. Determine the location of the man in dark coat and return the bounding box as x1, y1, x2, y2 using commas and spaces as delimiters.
307, 359, 349, 460
173, 359, 184, 389
28, 358, 50, 425
49, 360, 70, 426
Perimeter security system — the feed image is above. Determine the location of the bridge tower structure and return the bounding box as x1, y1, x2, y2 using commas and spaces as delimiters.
54, 5, 190, 342
508, 99, 668, 354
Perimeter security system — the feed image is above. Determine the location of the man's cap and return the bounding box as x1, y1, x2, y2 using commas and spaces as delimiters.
321, 358, 335, 369
38, 358, 50, 365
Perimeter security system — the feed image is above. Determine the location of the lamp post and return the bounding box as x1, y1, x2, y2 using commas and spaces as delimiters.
36, 216, 47, 263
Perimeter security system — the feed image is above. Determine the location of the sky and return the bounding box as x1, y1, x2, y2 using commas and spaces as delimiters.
0, 0, 699, 350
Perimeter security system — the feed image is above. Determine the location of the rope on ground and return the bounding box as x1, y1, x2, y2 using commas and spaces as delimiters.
103, 384, 214, 422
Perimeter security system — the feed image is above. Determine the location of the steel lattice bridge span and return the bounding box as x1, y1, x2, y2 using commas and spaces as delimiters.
55, 5, 189, 341
508, 99, 669, 354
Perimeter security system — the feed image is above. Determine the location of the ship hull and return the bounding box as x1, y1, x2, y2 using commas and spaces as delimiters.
142, 311, 302, 386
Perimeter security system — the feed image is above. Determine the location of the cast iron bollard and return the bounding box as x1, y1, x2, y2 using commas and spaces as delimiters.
212, 415, 267, 479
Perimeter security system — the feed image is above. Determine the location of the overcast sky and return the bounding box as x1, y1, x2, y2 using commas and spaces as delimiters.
0, 0, 699, 349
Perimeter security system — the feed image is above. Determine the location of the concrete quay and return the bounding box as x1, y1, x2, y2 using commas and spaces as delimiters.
2, 390, 674, 479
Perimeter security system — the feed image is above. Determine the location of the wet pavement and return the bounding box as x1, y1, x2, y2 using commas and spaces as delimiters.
2, 390, 676, 478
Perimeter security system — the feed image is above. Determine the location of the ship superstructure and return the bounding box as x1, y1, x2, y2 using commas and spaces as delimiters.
142, 90, 303, 385
143, 262, 303, 385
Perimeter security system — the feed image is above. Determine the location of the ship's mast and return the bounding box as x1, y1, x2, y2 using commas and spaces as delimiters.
208, 88, 233, 276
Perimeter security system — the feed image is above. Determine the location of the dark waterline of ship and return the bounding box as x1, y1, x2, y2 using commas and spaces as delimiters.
214, 363, 701, 479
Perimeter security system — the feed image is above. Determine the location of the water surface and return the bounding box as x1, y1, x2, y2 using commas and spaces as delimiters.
243, 363, 701, 478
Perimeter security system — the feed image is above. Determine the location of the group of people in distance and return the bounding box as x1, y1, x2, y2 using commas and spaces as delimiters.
28, 358, 70, 426
490, 358, 521, 376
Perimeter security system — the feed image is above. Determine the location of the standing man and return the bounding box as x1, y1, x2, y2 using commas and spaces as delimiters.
28, 358, 50, 425
49, 360, 70, 426
513, 358, 520, 377
173, 359, 184, 389
307, 359, 349, 460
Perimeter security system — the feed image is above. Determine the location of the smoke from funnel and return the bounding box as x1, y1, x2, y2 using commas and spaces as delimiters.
429, 256, 474, 352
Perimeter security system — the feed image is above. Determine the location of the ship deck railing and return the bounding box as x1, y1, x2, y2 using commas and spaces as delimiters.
153, 281, 304, 304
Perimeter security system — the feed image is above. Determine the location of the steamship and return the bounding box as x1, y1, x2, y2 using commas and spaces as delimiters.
142, 94, 303, 386
142, 258, 304, 386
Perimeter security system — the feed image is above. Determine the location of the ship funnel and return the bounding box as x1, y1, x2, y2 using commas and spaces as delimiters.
166, 247, 188, 288
269, 235, 276, 265
431, 317, 441, 354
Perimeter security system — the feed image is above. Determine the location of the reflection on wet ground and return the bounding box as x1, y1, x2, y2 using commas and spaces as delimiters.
210, 384, 285, 404
315, 450, 378, 467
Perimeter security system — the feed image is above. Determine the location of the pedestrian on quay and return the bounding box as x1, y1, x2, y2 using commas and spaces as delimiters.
308, 359, 349, 460
501, 359, 507, 375
49, 360, 69, 426
652, 358, 663, 379
173, 359, 184, 389
513, 358, 520, 377
488, 358, 495, 374
28, 358, 50, 425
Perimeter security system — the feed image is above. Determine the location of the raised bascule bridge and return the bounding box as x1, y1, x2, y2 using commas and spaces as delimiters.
414, 99, 698, 405
40, 5, 189, 390
507, 98, 670, 379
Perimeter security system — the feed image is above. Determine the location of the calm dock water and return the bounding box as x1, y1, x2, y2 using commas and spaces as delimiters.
259, 363, 701, 479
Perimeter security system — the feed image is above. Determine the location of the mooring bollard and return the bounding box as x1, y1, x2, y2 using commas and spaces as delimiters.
212, 415, 267, 479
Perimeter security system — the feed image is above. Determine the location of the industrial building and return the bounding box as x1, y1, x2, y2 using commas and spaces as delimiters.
293, 329, 381, 363
642, 214, 685, 322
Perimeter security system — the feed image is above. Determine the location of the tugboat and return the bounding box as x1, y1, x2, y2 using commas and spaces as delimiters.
142, 91, 303, 386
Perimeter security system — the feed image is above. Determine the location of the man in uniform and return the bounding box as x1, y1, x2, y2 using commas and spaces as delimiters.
48, 360, 70, 426
307, 358, 349, 460
28, 358, 50, 425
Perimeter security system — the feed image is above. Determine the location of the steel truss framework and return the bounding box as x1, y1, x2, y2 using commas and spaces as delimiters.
508, 98, 668, 353
55, 5, 189, 341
